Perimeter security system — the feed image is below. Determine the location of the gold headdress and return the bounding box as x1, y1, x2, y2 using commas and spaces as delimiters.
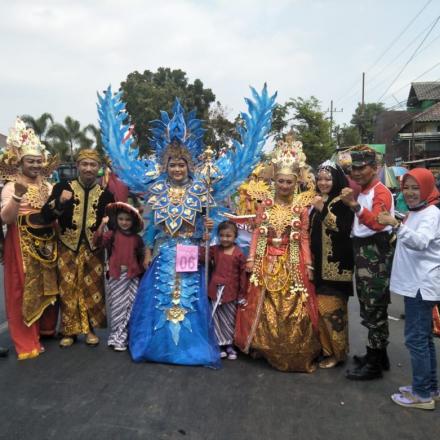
76, 148, 101, 164
271, 135, 306, 177
5, 118, 47, 163
0, 118, 59, 181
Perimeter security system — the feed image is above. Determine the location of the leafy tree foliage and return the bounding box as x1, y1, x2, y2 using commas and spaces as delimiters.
284, 97, 334, 168
351, 102, 385, 143
120, 68, 216, 155
204, 102, 236, 151
334, 124, 361, 148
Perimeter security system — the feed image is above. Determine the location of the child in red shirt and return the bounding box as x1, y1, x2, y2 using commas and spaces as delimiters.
94, 202, 145, 351
207, 221, 247, 360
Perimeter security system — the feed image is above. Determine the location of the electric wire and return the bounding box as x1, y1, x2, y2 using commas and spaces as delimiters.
378, 16, 440, 101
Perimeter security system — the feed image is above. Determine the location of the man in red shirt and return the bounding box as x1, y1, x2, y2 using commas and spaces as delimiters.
340, 146, 394, 380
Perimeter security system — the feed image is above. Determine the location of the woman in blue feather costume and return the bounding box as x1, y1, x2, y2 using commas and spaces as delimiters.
129, 143, 220, 367
97, 84, 277, 367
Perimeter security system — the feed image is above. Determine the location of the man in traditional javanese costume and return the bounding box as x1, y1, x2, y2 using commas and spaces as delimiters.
0, 118, 59, 360
235, 137, 320, 372
42, 149, 114, 347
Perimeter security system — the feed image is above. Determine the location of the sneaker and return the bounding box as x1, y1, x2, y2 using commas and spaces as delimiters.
399, 385, 440, 402
226, 346, 237, 360
391, 392, 435, 410
220, 349, 227, 359
113, 346, 127, 352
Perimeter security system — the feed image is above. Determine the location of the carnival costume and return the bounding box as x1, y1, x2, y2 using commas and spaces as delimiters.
98, 84, 276, 367
235, 137, 320, 372
309, 161, 354, 365
41, 149, 114, 339
0, 118, 59, 359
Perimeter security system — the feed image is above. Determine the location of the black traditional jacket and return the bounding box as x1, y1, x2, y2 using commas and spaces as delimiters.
41, 179, 114, 252
310, 196, 354, 297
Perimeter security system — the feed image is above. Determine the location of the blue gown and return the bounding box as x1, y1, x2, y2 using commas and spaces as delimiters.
129, 178, 221, 368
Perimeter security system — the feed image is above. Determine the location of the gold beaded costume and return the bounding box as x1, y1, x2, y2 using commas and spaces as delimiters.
235, 137, 320, 372
0, 118, 59, 359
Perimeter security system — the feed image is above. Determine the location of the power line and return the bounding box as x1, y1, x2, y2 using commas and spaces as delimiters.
334, 0, 433, 105
378, 15, 440, 101
367, 0, 433, 74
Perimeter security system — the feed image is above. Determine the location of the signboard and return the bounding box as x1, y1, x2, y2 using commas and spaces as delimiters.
175, 244, 199, 273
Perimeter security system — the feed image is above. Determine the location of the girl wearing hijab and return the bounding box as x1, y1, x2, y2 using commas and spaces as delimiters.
310, 162, 354, 368
378, 168, 440, 410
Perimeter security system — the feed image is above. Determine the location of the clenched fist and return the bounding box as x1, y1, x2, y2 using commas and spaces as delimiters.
59, 190, 73, 204
340, 187, 356, 208
312, 195, 325, 212
14, 180, 28, 198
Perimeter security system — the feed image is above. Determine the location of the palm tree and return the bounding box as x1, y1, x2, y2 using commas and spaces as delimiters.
20, 112, 54, 151
84, 124, 104, 156
47, 116, 93, 162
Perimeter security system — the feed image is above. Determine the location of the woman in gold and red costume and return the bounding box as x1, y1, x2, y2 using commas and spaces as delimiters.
235, 137, 320, 372
0, 118, 58, 359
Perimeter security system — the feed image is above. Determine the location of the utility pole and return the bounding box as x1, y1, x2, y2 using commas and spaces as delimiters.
326, 100, 343, 140
360, 72, 365, 142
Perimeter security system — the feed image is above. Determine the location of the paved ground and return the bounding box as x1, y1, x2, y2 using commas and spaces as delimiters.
0, 281, 438, 439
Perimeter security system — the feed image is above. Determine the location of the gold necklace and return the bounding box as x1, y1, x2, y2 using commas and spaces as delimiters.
268, 203, 292, 236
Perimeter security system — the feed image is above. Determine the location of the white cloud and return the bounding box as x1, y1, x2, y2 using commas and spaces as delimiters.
0, 0, 439, 135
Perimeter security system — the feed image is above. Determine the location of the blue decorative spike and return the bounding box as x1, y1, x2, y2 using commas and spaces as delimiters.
211, 84, 277, 203
97, 85, 159, 193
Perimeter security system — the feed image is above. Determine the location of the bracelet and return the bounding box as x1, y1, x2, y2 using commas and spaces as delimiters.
12, 194, 23, 202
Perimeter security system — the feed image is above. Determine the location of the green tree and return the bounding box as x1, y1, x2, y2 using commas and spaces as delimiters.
287, 97, 334, 168
334, 124, 361, 148
120, 67, 216, 155
47, 116, 93, 161
20, 112, 54, 152
204, 102, 236, 151
351, 102, 385, 143
270, 103, 291, 140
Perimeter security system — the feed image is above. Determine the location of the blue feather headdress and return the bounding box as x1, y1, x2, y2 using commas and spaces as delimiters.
150, 99, 205, 166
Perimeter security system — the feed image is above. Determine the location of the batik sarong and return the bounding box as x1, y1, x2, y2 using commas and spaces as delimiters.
106, 272, 139, 348
317, 294, 349, 362
58, 243, 106, 335
212, 302, 237, 346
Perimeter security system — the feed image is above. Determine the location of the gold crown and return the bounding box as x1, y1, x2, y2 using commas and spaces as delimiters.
5, 118, 46, 163
271, 135, 306, 176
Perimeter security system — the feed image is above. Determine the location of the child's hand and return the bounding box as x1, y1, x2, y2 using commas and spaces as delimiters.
237, 297, 248, 308
101, 216, 109, 227
245, 260, 254, 272
143, 249, 152, 270
203, 232, 210, 242
204, 217, 214, 231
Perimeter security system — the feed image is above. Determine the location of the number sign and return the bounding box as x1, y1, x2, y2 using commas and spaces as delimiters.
176, 244, 199, 273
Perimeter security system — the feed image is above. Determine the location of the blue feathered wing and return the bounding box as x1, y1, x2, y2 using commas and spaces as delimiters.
97, 85, 160, 193
211, 84, 277, 202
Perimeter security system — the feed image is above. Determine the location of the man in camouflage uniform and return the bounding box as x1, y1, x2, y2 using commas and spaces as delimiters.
340, 146, 394, 380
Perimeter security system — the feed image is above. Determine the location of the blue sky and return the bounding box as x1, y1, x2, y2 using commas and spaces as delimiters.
0, 0, 439, 137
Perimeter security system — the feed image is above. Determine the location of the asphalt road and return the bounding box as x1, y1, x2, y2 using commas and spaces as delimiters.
0, 285, 438, 439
